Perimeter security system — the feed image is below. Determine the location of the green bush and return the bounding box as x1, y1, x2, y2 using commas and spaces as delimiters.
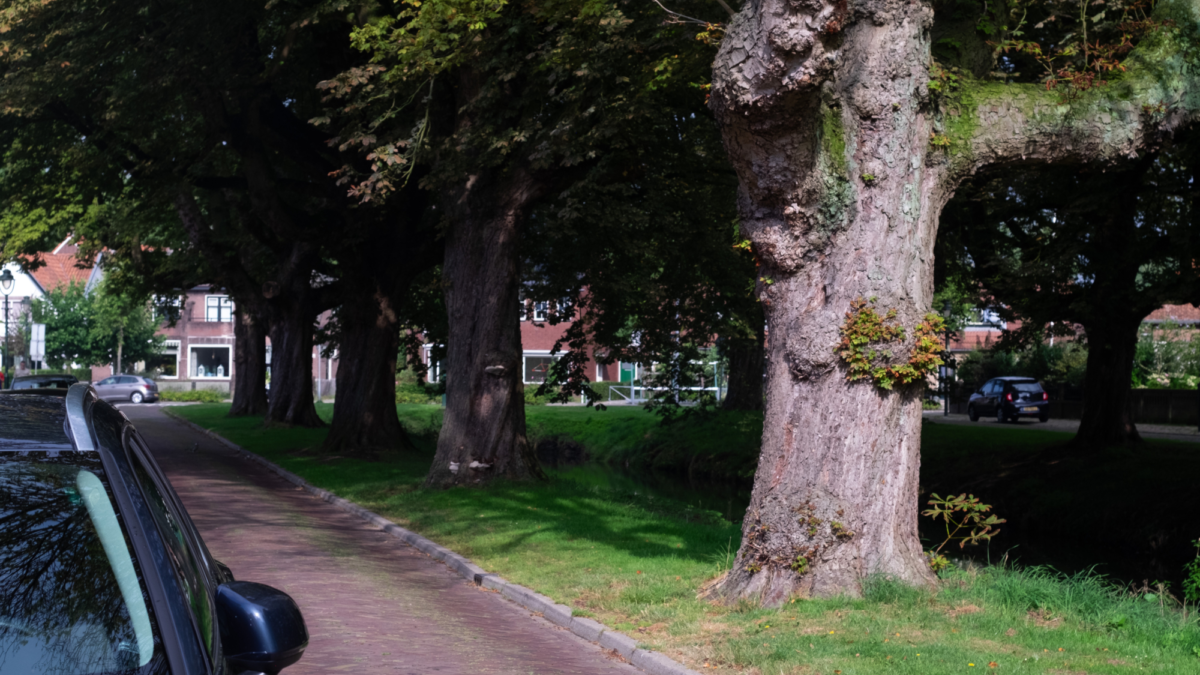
1184, 540, 1200, 604
159, 389, 227, 403
395, 368, 442, 405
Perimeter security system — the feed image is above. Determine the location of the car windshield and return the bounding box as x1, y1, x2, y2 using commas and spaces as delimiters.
0, 452, 168, 674
1011, 382, 1042, 393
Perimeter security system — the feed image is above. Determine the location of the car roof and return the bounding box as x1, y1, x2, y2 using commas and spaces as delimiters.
993, 376, 1038, 381
12, 373, 79, 382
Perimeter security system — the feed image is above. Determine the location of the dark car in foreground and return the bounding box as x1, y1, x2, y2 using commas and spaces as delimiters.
0, 384, 308, 674
10, 373, 79, 390
94, 375, 160, 404
967, 376, 1049, 423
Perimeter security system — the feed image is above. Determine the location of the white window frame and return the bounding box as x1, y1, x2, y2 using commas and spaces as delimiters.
204, 295, 234, 323
188, 345, 232, 379
522, 351, 560, 384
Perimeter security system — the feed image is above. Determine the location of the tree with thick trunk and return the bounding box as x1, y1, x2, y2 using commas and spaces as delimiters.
230, 305, 269, 417
323, 290, 414, 455
1077, 321, 1144, 446
705, 0, 1200, 601
942, 145, 1200, 448
424, 166, 549, 488
722, 306, 766, 411
322, 193, 440, 456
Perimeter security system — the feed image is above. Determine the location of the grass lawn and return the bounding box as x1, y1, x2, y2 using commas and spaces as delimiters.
170, 403, 1200, 674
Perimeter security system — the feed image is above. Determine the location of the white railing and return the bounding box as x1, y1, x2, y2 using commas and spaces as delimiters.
607, 385, 723, 405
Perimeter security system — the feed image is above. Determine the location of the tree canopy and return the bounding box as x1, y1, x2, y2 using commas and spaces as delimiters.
30, 281, 161, 371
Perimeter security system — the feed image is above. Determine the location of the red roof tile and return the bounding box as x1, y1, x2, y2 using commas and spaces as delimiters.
27, 239, 95, 292
1145, 304, 1200, 324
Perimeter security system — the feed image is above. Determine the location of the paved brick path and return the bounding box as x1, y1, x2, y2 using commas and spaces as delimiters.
120, 406, 642, 675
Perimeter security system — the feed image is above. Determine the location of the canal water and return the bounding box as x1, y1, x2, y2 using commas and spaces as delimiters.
550, 461, 1190, 590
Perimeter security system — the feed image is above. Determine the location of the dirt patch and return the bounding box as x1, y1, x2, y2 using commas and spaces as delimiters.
1107, 659, 1129, 666
1027, 608, 1063, 629
946, 603, 983, 619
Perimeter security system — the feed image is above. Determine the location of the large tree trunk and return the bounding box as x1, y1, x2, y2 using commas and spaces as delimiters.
266, 298, 323, 428
322, 290, 415, 455
722, 309, 765, 411
705, 1, 946, 602
424, 168, 546, 488
704, 0, 1198, 602
230, 305, 268, 417
1075, 320, 1142, 447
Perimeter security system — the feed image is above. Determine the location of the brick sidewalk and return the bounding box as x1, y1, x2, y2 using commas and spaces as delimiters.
122, 406, 643, 675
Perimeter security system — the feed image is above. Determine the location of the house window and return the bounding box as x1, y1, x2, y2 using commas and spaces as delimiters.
204, 296, 234, 322
523, 354, 559, 383
189, 346, 231, 379
146, 341, 179, 378
521, 298, 573, 322
154, 295, 184, 324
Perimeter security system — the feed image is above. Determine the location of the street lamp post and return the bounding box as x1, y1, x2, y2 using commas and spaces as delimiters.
942, 300, 953, 418
0, 269, 14, 389
20, 297, 31, 373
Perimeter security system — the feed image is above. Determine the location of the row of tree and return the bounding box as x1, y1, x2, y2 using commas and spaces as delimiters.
0, 0, 756, 472
1, 0, 1197, 603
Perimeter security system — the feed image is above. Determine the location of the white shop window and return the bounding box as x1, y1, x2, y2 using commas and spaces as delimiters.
190, 346, 231, 379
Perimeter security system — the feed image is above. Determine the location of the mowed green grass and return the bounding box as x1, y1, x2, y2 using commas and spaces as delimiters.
171, 403, 1200, 674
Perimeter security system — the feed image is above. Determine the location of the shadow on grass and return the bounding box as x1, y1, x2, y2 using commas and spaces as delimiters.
174, 403, 738, 568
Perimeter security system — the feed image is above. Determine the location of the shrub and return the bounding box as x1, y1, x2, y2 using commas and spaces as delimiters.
159, 389, 227, 403
395, 367, 442, 405
1184, 540, 1200, 604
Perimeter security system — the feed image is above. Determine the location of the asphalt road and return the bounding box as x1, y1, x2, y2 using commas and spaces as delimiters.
119, 405, 643, 675
922, 410, 1200, 443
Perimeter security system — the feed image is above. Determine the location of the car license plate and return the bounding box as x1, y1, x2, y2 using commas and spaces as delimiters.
1022, 406, 1038, 412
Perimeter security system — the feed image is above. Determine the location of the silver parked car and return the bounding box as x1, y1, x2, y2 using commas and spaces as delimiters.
93, 375, 160, 403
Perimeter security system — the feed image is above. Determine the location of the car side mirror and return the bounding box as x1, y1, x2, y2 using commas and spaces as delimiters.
216, 581, 308, 675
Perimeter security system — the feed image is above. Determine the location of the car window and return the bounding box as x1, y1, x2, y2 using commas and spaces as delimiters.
118, 376, 138, 385
0, 451, 170, 674
98, 377, 116, 386
125, 433, 217, 662
1012, 382, 1042, 393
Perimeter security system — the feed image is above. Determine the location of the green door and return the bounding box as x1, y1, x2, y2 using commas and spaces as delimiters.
619, 362, 636, 383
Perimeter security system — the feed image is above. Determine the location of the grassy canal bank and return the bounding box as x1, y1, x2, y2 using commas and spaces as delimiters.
170, 403, 1200, 674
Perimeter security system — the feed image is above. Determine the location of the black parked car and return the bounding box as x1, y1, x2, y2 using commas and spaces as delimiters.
967, 376, 1049, 423
0, 384, 308, 674
10, 373, 79, 390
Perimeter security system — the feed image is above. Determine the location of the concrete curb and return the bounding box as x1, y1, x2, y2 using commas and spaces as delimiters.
164, 410, 702, 675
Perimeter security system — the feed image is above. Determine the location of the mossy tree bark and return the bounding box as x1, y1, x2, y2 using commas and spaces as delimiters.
708, 0, 1200, 602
